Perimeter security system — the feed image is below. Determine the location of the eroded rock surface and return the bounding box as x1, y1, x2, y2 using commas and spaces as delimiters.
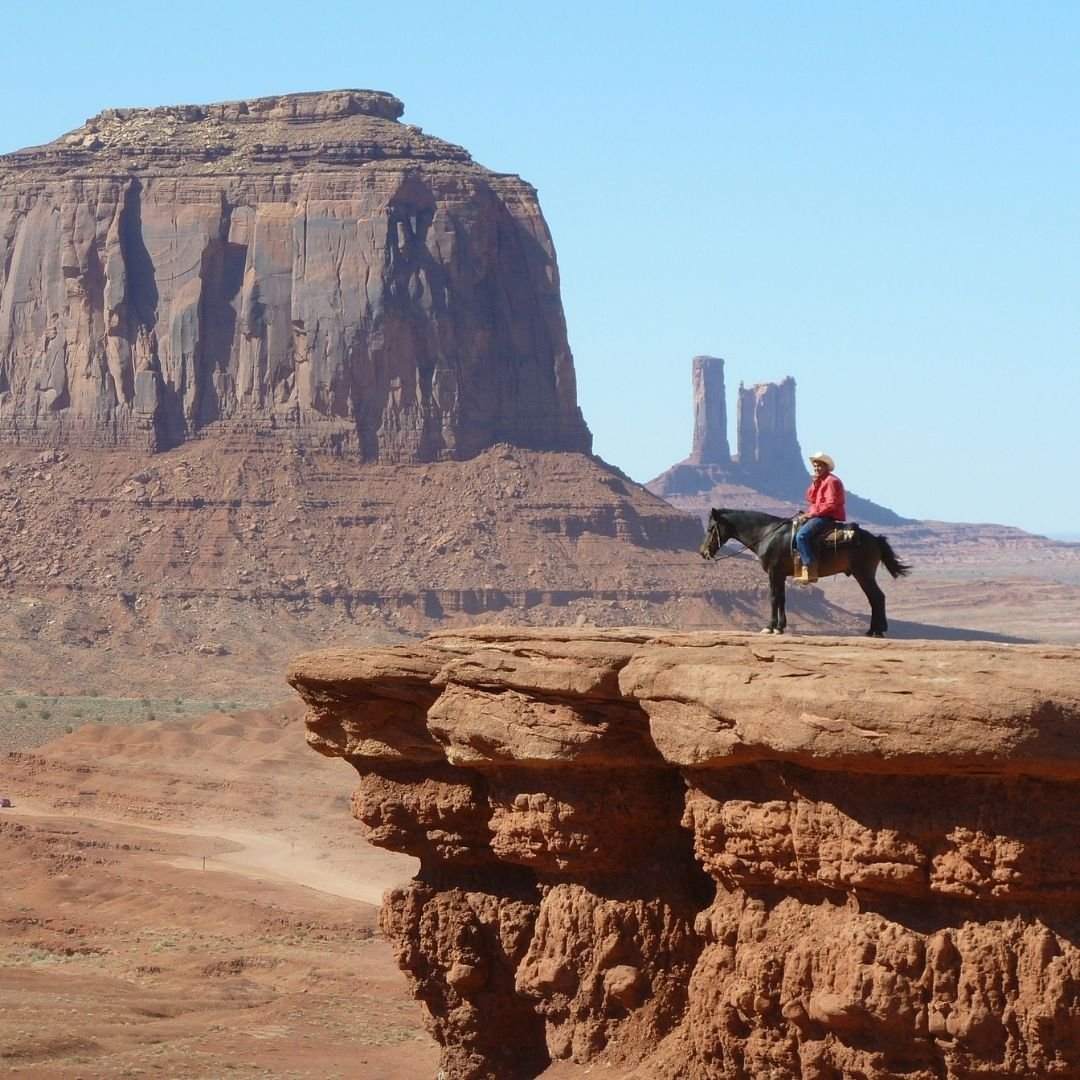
0, 89, 590, 459
289, 627, 1080, 1079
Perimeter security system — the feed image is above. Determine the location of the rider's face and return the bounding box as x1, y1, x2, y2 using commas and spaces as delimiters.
812, 461, 829, 477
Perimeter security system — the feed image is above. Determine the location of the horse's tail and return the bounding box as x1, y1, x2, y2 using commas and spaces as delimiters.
876, 534, 913, 578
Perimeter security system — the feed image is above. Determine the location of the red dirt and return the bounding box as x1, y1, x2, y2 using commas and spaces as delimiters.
0, 705, 438, 1079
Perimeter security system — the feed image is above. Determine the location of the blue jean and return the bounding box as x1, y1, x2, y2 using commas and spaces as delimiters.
795, 516, 834, 567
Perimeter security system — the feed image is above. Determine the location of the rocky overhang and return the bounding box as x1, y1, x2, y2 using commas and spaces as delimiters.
289, 627, 1080, 1079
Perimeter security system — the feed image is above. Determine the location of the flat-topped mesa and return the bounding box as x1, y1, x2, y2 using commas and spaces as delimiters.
6, 90, 467, 177
290, 628, 1080, 1080
0, 90, 591, 460
97, 89, 408, 124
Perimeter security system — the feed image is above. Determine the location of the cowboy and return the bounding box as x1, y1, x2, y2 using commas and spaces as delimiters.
794, 451, 846, 583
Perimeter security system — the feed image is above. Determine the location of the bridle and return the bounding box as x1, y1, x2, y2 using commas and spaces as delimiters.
700, 520, 748, 561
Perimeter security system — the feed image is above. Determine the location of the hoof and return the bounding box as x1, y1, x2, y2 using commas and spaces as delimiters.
867, 630, 885, 638
760, 627, 775, 635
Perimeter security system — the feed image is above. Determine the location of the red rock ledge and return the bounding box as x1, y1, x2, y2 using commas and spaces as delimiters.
288, 627, 1080, 1080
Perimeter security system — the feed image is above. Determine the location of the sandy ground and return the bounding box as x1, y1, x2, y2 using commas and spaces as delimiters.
825, 569, 1080, 644
7, 798, 408, 908
0, 707, 439, 1080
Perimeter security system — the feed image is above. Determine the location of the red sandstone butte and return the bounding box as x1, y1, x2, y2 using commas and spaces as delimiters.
0, 90, 590, 460
289, 627, 1080, 1080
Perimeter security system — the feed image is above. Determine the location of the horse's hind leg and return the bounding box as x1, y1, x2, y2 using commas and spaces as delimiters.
853, 569, 888, 637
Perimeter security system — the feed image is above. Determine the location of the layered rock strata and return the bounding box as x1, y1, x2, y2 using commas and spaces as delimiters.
289, 627, 1080, 1079
0, 90, 590, 459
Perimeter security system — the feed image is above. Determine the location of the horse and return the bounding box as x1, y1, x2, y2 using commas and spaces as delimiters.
699, 508, 912, 637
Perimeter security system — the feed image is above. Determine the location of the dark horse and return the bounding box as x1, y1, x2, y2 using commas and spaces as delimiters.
699, 508, 912, 637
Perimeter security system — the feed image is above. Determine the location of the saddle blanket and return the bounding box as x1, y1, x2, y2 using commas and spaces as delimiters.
817, 523, 861, 548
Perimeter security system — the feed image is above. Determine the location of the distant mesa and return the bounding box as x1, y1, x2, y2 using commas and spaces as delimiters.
0, 92, 870, 669
0, 89, 591, 462
649, 355, 911, 526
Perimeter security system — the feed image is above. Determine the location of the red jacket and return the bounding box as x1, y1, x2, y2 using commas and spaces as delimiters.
806, 473, 846, 520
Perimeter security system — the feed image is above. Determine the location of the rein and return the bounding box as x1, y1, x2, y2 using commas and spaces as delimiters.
703, 537, 752, 562
702, 516, 798, 561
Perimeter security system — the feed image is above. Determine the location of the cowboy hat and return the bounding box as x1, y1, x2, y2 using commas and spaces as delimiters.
809, 451, 835, 471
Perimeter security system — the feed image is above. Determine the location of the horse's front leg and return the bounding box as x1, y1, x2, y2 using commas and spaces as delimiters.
762, 572, 787, 635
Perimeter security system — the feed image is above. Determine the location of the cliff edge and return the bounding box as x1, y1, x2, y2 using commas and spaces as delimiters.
290, 627, 1080, 1079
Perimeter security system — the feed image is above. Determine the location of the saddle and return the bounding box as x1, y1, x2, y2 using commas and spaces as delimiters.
791, 521, 862, 583
791, 521, 863, 555
817, 522, 861, 549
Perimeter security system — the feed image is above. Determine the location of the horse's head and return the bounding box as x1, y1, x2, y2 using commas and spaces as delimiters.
699, 509, 731, 560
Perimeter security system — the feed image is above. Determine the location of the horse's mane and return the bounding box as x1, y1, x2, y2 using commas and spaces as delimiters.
712, 507, 793, 526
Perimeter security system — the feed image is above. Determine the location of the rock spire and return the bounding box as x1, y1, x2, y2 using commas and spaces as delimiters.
688, 355, 729, 465
649, 357, 909, 525
688, 358, 806, 491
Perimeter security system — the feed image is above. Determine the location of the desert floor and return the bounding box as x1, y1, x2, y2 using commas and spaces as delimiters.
0, 703, 439, 1079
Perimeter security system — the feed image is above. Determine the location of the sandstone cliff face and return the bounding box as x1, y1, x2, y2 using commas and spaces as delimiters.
289, 628, 1080, 1079
0, 90, 590, 460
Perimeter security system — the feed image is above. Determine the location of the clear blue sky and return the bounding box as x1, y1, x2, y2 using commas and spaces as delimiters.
2, 3, 1077, 535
